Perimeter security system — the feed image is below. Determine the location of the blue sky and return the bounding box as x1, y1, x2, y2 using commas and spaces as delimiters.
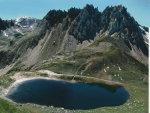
0, 0, 150, 27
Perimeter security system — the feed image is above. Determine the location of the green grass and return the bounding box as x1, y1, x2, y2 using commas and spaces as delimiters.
72, 47, 125, 76
1, 65, 147, 113
74, 82, 148, 113
0, 98, 32, 113
7, 61, 23, 74
39, 73, 49, 77
0, 34, 147, 112
90, 35, 107, 46
35, 60, 80, 74
90, 35, 130, 52
70, 49, 103, 59
28, 45, 148, 113
20, 79, 148, 113
0, 75, 14, 88
22, 104, 74, 113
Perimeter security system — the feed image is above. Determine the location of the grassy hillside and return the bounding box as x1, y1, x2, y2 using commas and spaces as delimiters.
0, 98, 32, 113
21, 35, 147, 113
0, 20, 148, 113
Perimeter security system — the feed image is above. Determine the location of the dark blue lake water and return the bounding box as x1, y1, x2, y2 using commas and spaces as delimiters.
6, 78, 129, 110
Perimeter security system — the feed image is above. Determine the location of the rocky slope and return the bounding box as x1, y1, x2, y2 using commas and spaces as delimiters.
0, 5, 148, 76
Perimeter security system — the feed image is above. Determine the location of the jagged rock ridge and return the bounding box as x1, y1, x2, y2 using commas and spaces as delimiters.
0, 4, 148, 75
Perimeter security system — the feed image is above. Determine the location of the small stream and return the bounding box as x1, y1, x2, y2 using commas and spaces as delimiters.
6, 78, 129, 110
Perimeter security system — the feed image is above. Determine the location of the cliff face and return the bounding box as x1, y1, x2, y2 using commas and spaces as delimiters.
0, 5, 148, 74
41, 5, 148, 63
69, 5, 101, 42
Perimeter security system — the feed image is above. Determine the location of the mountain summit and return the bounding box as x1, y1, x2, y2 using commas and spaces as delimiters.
0, 4, 148, 75
42, 5, 148, 63
15, 16, 38, 28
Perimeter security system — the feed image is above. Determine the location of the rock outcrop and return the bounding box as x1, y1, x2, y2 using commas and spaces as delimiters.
0, 4, 148, 74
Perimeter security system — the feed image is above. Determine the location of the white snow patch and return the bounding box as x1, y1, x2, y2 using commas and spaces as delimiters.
15, 29, 24, 35
3, 31, 8, 37
120, 77, 123, 81
139, 26, 149, 45
104, 69, 107, 72
118, 67, 122, 71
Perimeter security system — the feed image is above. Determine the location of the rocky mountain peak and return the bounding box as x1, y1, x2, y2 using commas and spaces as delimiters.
44, 10, 67, 27
69, 5, 101, 42
15, 16, 38, 28
101, 5, 138, 35
97, 5, 149, 57
82, 4, 98, 14
2, 4, 145, 66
